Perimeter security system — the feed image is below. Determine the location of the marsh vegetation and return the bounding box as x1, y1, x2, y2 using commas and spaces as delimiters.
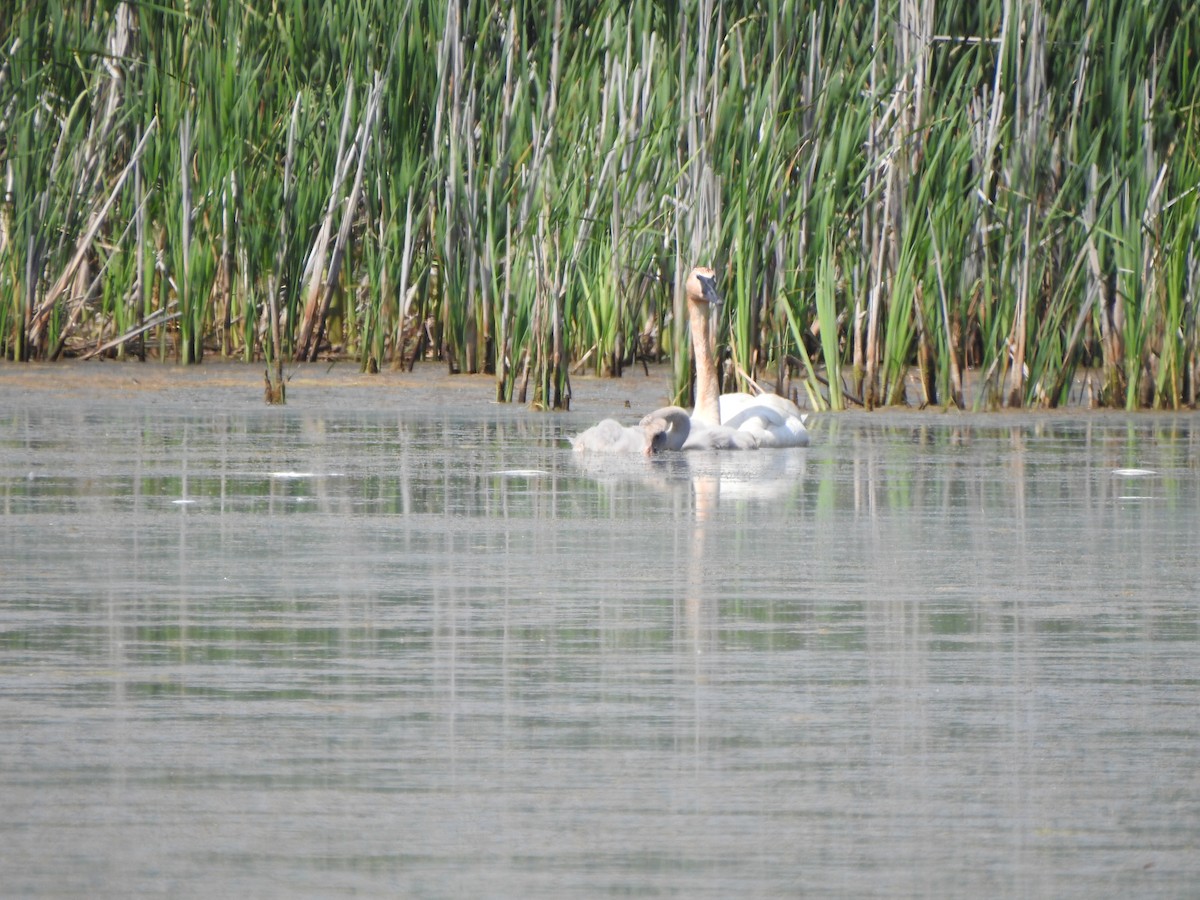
2, 0, 1197, 409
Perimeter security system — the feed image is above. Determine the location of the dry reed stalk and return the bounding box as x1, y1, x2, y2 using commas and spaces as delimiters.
392, 186, 419, 370
50, 186, 151, 360
27, 118, 157, 351
264, 92, 302, 404
294, 77, 356, 360
305, 74, 383, 362
82, 308, 182, 361
179, 111, 192, 360
929, 225, 963, 407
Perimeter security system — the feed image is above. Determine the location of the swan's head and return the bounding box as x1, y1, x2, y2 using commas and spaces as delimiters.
640, 406, 691, 452
686, 266, 721, 308
637, 415, 669, 456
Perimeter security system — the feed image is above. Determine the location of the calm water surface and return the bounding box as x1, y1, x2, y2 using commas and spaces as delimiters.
2, 366, 1198, 897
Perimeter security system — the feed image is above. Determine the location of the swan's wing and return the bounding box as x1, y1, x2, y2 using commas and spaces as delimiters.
719, 392, 805, 427
719, 393, 809, 448
718, 392, 762, 424
749, 411, 808, 448
720, 393, 787, 429
751, 419, 809, 448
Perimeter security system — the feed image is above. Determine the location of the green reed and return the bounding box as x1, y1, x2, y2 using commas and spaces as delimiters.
2, 0, 1198, 410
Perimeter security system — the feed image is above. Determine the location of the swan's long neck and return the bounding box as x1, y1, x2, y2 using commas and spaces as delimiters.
688, 295, 721, 427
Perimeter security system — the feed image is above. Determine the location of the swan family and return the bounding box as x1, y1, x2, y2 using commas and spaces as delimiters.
572, 266, 809, 454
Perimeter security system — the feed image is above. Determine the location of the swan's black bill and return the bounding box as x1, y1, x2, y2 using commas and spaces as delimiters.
696, 272, 721, 306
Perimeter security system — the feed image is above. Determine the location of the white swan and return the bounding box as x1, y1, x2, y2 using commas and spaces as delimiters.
685, 267, 810, 448
572, 408, 688, 456
571, 267, 807, 454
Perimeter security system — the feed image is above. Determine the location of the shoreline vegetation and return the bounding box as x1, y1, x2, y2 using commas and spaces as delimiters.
2, 2, 1197, 412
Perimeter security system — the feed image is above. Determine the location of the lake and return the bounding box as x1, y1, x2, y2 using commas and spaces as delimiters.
2, 363, 1198, 897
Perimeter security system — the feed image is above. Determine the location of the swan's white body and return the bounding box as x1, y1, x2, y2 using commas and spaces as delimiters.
684, 267, 809, 449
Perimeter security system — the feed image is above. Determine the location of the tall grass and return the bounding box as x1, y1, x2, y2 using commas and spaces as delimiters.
2, 0, 1198, 410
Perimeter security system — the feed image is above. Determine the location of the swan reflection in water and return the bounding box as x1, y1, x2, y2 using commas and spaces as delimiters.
570, 440, 808, 663
570, 437, 809, 504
